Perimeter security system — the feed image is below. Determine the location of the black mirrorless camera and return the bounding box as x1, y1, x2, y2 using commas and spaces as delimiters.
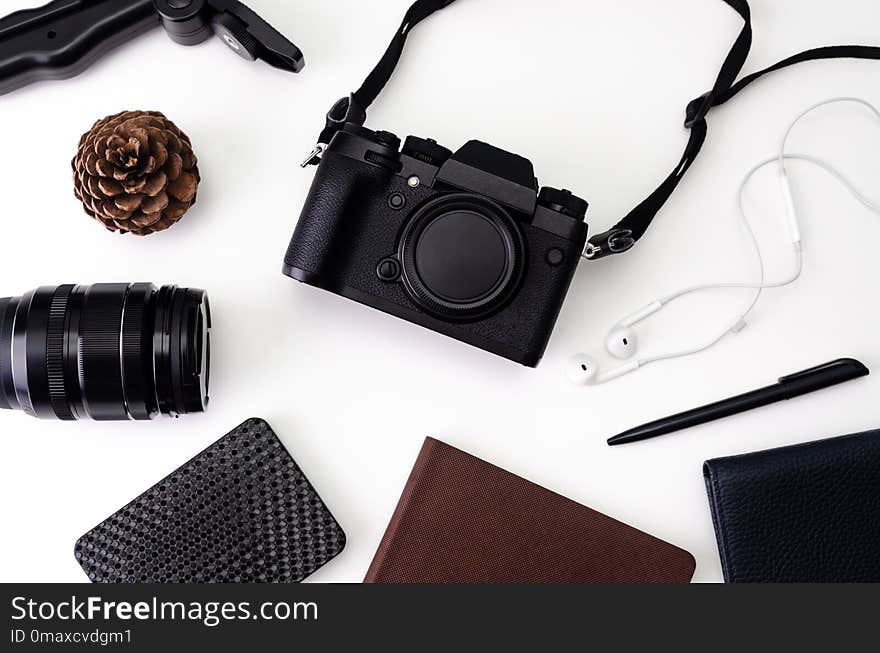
283, 124, 589, 367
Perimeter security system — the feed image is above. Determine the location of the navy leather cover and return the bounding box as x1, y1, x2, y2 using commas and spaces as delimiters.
704, 430, 880, 583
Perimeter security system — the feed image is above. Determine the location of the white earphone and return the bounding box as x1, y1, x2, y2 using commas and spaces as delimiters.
569, 97, 880, 386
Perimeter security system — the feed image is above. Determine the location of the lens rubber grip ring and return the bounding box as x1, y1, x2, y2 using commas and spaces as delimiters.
78, 284, 130, 421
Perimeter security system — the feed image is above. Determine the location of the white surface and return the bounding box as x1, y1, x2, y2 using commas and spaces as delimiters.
1, 0, 879, 584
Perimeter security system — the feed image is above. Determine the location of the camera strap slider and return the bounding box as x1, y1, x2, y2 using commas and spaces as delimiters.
684, 91, 716, 129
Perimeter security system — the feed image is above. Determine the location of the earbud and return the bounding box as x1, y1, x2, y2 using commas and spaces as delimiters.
567, 354, 600, 386
569, 97, 879, 389
567, 355, 641, 386
605, 327, 638, 360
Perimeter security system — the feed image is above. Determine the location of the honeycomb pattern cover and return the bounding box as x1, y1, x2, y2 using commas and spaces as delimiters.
75, 418, 346, 583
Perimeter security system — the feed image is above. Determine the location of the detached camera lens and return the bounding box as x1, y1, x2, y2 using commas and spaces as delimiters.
0, 284, 210, 421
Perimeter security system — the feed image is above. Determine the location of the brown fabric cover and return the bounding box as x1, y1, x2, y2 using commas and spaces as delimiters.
365, 438, 696, 584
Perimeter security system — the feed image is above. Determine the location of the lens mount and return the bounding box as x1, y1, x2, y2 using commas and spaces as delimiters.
398, 193, 525, 322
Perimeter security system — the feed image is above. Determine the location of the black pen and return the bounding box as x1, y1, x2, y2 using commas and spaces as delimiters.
607, 358, 870, 447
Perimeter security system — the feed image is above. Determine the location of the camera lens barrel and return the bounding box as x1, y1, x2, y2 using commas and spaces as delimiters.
0, 284, 210, 421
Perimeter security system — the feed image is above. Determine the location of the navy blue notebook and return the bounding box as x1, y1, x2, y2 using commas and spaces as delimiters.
704, 430, 880, 583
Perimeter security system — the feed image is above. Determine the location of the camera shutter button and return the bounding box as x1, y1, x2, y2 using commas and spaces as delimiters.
374, 131, 401, 150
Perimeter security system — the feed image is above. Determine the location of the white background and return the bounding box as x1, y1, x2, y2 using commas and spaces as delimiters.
1, 0, 878, 584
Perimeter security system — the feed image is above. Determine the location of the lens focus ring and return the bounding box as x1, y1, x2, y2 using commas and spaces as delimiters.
78, 284, 130, 421
46, 285, 75, 421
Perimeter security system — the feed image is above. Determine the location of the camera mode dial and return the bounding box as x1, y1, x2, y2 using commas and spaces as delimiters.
538, 187, 589, 220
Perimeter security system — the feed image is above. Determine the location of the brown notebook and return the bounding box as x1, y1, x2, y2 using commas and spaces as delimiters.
365, 438, 696, 584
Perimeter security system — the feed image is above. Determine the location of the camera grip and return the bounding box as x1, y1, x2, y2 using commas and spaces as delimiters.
0, 0, 158, 96
285, 153, 394, 281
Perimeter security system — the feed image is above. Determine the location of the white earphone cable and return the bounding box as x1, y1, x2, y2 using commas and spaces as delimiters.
636, 98, 880, 367
780, 97, 880, 175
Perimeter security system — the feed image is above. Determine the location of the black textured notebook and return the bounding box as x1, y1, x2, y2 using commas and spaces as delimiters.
75, 418, 346, 583
704, 430, 880, 583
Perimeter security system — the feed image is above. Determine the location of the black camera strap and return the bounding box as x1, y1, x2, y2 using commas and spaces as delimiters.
308, 0, 880, 260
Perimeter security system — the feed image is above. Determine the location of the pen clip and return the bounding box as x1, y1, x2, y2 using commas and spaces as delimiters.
779, 358, 869, 384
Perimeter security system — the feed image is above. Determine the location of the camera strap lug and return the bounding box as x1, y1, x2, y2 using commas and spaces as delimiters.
583, 229, 635, 261
303, 95, 369, 166
301, 144, 325, 168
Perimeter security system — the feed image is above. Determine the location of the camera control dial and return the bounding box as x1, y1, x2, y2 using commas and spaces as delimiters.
402, 137, 453, 166
538, 187, 589, 220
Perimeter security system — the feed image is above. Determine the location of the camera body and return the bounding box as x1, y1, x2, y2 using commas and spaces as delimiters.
283, 124, 589, 367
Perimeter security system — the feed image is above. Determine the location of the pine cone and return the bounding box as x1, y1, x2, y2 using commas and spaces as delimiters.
72, 110, 200, 236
